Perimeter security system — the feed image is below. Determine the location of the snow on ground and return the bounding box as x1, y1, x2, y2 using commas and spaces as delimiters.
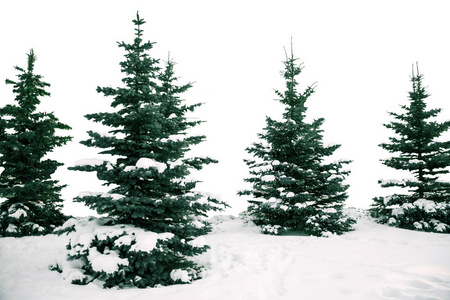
1, 209, 450, 300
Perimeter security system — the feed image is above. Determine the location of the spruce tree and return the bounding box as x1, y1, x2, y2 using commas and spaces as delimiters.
66, 13, 226, 288
239, 47, 354, 237
371, 64, 450, 232
0, 49, 72, 236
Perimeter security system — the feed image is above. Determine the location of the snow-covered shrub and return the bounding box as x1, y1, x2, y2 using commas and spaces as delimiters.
0, 202, 67, 237
52, 217, 209, 288
371, 196, 450, 233
245, 201, 353, 237
303, 209, 354, 237
262, 224, 285, 235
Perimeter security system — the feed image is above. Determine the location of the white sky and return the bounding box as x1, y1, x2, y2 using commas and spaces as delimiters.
1, 0, 450, 216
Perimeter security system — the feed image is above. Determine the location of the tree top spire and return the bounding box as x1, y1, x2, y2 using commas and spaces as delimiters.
133, 11, 146, 38
27, 48, 36, 73
412, 61, 420, 78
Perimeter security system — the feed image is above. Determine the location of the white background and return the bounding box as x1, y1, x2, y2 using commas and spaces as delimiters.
1, 0, 449, 216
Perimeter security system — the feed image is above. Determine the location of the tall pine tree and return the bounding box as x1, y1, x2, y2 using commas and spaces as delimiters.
66, 13, 226, 288
0, 49, 72, 236
239, 47, 354, 237
371, 64, 450, 232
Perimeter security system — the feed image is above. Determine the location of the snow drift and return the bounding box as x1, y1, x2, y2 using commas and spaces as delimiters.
1, 208, 449, 300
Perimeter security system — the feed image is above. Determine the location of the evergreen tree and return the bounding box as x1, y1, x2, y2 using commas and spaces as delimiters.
371, 64, 450, 232
239, 47, 354, 237
0, 49, 72, 236
66, 13, 226, 288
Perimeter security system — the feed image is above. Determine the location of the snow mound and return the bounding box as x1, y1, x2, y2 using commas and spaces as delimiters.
208, 215, 236, 225
53, 217, 179, 287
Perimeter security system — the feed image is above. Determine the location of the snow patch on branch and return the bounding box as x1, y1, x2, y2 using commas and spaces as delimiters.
169, 159, 184, 168
294, 201, 316, 209
73, 158, 107, 167
272, 160, 280, 166
261, 174, 275, 182
8, 208, 27, 219
5, 128, 17, 135
88, 247, 129, 274
136, 158, 167, 173
170, 269, 191, 283
130, 232, 174, 252
413, 199, 437, 213
77, 191, 102, 198
321, 207, 337, 214
6, 224, 18, 233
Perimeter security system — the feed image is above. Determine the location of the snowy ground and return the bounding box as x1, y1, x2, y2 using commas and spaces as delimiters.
1, 209, 450, 300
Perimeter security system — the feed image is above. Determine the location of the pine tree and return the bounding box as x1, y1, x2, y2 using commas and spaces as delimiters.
0, 49, 72, 236
371, 64, 450, 232
239, 47, 354, 237
66, 13, 226, 288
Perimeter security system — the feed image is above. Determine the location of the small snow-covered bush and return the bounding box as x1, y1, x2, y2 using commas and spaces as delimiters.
0, 202, 67, 237
303, 209, 355, 237
262, 224, 285, 235
52, 217, 209, 288
371, 196, 450, 233
246, 201, 354, 237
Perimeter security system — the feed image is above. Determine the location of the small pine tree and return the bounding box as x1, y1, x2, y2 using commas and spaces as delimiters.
239, 47, 354, 237
66, 13, 226, 288
371, 64, 450, 232
0, 49, 72, 236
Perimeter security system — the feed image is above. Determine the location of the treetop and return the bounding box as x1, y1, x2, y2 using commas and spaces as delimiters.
133, 11, 146, 38
4, 49, 51, 112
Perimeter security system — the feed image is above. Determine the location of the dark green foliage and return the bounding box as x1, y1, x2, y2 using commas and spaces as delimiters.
0, 50, 71, 236
66, 13, 226, 287
371, 65, 450, 232
239, 47, 354, 237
